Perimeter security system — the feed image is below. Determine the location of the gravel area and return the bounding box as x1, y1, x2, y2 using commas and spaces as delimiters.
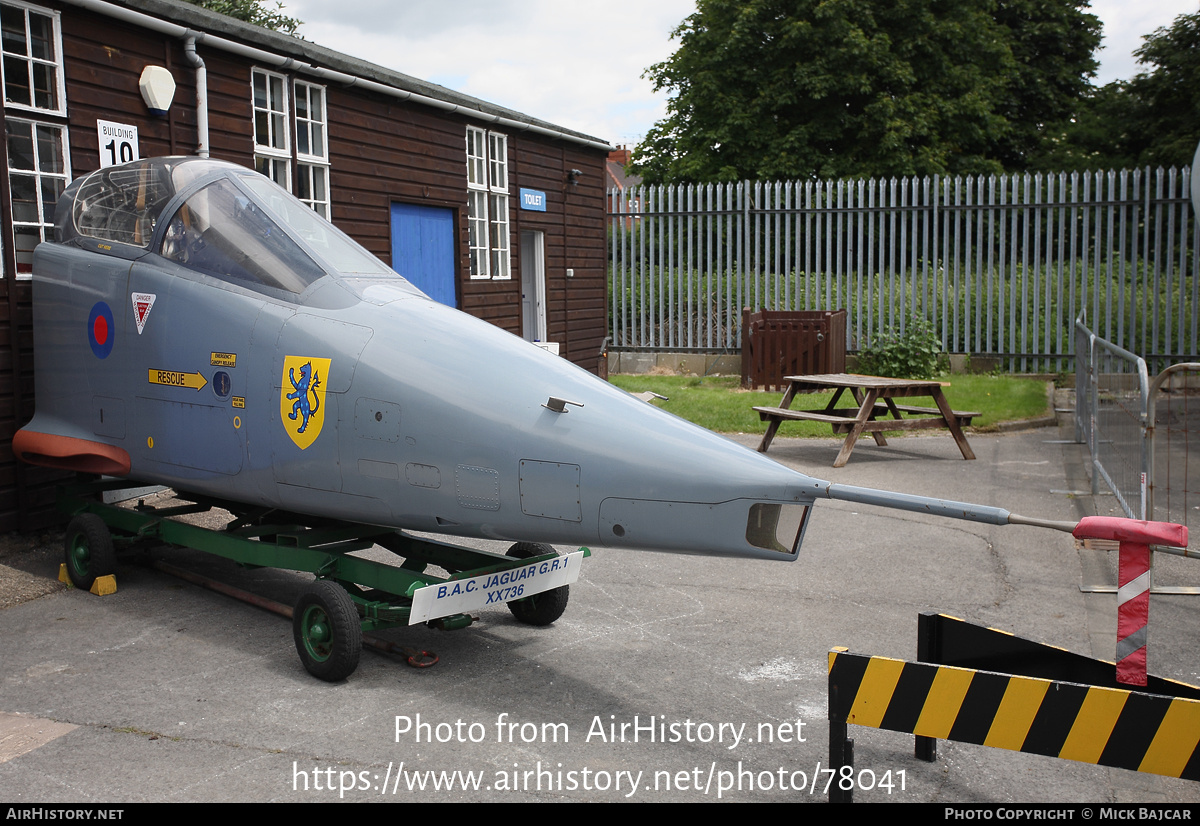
0, 486, 251, 613
0, 528, 66, 611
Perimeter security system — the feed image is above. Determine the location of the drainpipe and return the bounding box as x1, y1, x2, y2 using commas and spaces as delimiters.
182, 32, 209, 158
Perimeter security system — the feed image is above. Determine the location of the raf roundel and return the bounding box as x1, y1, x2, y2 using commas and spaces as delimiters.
88, 301, 114, 359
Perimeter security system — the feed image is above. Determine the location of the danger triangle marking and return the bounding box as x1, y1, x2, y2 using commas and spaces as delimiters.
131, 292, 156, 335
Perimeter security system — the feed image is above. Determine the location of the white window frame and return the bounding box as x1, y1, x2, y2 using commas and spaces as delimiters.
294, 80, 326, 163
295, 162, 329, 220
6, 115, 68, 276
252, 67, 290, 189
0, 0, 65, 116
294, 80, 330, 219
466, 125, 510, 280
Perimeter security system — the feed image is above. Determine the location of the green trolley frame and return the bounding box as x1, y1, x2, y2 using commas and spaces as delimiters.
57, 478, 586, 681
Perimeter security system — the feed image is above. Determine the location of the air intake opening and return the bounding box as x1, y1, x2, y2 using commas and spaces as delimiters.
746, 503, 809, 554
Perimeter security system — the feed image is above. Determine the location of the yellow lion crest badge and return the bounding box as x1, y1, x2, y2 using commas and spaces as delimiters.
280, 356, 331, 449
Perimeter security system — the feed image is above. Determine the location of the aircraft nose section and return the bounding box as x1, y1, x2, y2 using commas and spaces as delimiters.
534, 316, 826, 554
353, 297, 828, 561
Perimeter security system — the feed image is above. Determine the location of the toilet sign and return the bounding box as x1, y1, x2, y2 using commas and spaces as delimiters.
520, 188, 547, 212
97, 120, 140, 168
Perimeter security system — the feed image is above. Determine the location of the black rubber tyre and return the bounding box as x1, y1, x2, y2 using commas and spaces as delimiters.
505, 542, 569, 626
293, 580, 362, 682
63, 513, 116, 591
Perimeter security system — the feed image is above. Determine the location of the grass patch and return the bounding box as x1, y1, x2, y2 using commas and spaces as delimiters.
608, 373, 1050, 436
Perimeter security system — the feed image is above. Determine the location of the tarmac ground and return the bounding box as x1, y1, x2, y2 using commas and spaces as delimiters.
1, 397, 1199, 803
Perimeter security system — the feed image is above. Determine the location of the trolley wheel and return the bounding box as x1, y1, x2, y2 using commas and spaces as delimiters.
505, 542, 569, 626
63, 513, 116, 591
293, 580, 362, 682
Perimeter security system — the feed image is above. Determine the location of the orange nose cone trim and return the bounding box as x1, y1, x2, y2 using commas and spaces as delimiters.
13, 429, 131, 476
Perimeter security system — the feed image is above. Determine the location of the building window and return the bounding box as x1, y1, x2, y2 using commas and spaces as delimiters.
294, 81, 329, 219
0, 0, 64, 115
466, 125, 510, 280
252, 67, 289, 188
251, 70, 333, 219
0, 1, 67, 277
6, 117, 66, 273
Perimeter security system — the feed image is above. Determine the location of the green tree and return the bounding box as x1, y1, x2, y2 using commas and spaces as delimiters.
633, 0, 1101, 183
1025, 82, 1132, 171
1034, 11, 1200, 172
1108, 11, 1200, 169
989, 0, 1103, 169
183, 0, 302, 36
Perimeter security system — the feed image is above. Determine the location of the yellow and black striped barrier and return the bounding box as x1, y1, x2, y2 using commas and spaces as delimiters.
827, 613, 1200, 803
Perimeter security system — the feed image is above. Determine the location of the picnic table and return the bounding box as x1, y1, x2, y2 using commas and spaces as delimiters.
753, 373, 978, 467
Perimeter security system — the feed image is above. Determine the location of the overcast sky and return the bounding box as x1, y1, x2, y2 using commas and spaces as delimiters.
283, 0, 1193, 148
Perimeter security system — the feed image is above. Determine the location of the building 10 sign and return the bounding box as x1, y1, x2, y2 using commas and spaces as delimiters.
97, 120, 140, 168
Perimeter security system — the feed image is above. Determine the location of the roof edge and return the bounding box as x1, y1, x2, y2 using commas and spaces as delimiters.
60, 0, 612, 151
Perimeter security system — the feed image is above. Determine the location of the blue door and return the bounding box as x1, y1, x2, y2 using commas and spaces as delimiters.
390, 202, 457, 307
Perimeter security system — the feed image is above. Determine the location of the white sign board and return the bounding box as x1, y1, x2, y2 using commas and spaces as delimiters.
97, 120, 139, 168
408, 550, 584, 624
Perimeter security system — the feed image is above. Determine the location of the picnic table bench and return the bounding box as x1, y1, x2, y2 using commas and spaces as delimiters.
753, 373, 979, 467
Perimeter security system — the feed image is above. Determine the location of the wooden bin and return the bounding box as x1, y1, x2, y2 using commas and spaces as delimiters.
740, 309, 846, 390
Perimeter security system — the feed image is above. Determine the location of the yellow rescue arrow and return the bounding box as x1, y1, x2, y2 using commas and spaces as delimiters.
148, 369, 208, 391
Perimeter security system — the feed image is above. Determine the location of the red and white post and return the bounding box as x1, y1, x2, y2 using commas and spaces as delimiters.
1072, 516, 1188, 686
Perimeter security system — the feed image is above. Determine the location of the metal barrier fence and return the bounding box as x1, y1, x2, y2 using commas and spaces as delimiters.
1147, 364, 1200, 541
610, 167, 1198, 372
1075, 313, 1149, 520
1075, 314, 1200, 560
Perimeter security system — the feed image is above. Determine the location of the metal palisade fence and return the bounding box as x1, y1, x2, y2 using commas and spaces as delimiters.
609, 168, 1198, 372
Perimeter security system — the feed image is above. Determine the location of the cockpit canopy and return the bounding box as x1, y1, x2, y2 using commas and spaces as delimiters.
54, 157, 403, 299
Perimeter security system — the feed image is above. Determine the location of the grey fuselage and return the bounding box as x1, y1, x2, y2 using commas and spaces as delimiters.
19, 158, 832, 561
